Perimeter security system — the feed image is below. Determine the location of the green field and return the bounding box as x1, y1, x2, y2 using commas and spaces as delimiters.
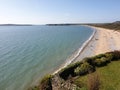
74, 60, 120, 90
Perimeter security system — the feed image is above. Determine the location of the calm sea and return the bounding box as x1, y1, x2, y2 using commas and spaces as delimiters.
0, 25, 93, 90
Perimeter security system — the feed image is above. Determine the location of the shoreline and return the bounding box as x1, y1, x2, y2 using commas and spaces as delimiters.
75, 26, 120, 62
53, 26, 96, 74
31, 26, 120, 89
28, 25, 96, 88
53, 26, 120, 75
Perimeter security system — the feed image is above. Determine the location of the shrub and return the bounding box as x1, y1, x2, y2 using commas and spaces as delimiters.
105, 50, 120, 61
90, 53, 113, 67
89, 54, 106, 61
59, 61, 82, 80
95, 54, 106, 59
83, 57, 94, 66
40, 75, 52, 90
74, 62, 95, 76
104, 53, 113, 62
110, 50, 120, 60
94, 58, 107, 67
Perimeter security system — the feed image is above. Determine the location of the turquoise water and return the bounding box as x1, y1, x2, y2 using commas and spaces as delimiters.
0, 25, 93, 90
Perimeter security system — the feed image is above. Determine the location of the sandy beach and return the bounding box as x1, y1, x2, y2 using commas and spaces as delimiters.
52, 26, 120, 90
53, 26, 120, 74
75, 26, 120, 62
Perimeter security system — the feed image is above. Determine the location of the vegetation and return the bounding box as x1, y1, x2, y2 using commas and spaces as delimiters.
29, 50, 120, 90
74, 62, 95, 75
58, 50, 120, 90
40, 75, 52, 90
73, 60, 120, 90
59, 61, 82, 80
28, 75, 52, 90
59, 50, 120, 80
87, 73, 100, 90
88, 21, 120, 30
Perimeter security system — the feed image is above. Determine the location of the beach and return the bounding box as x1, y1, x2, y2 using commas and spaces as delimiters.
51, 26, 120, 90
75, 26, 120, 62
54, 26, 120, 74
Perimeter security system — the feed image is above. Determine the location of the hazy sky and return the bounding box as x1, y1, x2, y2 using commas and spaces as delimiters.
0, 0, 120, 24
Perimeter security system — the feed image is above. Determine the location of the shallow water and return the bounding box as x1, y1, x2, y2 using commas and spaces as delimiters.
0, 25, 93, 90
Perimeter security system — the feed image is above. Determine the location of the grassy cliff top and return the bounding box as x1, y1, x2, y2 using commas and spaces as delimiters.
29, 50, 120, 90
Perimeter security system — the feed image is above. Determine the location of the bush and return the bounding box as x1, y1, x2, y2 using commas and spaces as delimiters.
89, 54, 106, 61
95, 54, 106, 59
59, 62, 82, 80
104, 53, 113, 62
74, 62, 95, 76
89, 53, 113, 67
105, 50, 120, 61
80, 51, 120, 68
94, 58, 107, 67
83, 57, 94, 66
40, 75, 52, 90
110, 50, 120, 60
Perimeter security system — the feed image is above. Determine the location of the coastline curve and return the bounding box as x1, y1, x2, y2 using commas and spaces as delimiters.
53, 26, 96, 74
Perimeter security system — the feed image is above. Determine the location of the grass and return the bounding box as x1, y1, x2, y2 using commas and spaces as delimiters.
97, 60, 120, 90
87, 73, 100, 90
73, 60, 120, 90
29, 51, 120, 90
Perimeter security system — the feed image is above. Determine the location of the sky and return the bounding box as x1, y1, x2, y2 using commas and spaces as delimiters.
0, 0, 120, 24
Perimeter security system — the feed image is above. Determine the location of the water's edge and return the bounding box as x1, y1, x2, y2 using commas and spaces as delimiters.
53, 26, 96, 75
0, 25, 96, 90
29, 26, 96, 88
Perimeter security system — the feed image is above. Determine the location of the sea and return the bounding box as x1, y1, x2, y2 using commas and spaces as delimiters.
0, 25, 94, 90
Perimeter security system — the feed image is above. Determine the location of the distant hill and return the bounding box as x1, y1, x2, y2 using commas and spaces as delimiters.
88, 21, 120, 30
46, 23, 80, 26
46, 21, 120, 30
0, 24, 33, 26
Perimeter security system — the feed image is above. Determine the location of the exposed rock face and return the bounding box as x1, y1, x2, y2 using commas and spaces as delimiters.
51, 74, 76, 90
